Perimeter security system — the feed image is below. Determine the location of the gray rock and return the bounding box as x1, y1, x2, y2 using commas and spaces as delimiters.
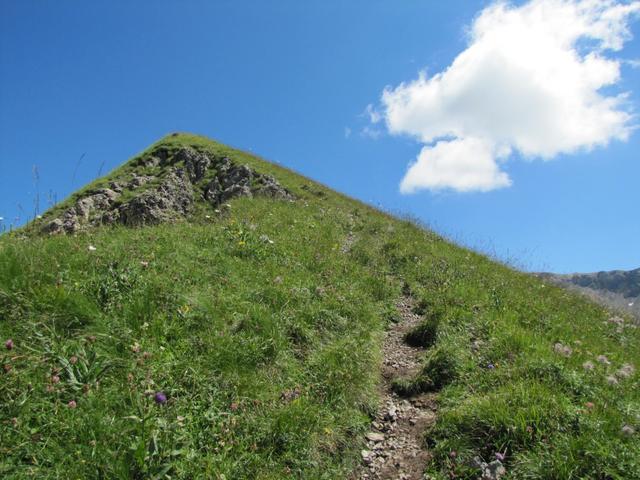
42, 148, 292, 233
176, 147, 212, 182
483, 460, 506, 480
365, 432, 385, 443
118, 169, 193, 225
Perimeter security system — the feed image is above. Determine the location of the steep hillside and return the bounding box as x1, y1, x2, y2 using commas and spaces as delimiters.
539, 269, 640, 321
1, 134, 639, 479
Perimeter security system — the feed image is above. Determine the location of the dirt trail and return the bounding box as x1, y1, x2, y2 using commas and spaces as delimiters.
357, 297, 437, 480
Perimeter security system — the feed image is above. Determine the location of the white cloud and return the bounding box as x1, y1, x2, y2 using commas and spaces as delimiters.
363, 104, 383, 124
344, 126, 352, 139
381, 0, 640, 193
361, 125, 384, 139
400, 137, 512, 193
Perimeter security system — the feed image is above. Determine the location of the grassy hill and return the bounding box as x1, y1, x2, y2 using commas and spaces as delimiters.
1, 133, 639, 479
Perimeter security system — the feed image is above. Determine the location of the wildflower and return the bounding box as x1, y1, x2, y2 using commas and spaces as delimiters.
11, 417, 18, 427
616, 363, 635, 379
3, 364, 11, 373
67, 400, 77, 409
131, 342, 141, 353
606, 375, 619, 385
585, 402, 595, 409
495, 452, 506, 462
582, 361, 595, 371
51, 375, 61, 384
622, 425, 636, 436
607, 316, 624, 326
487, 363, 495, 369
142, 351, 152, 359
69, 356, 78, 365
5, 339, 14, 350
46, 385, 55, 393
553, 342, 572, 357
153, 391, 167, 405
597, 355, 611, 365
87, 245, 97, 252
448, 450, 457, 459
230, 402, 239, 411
127, 373, 134, 383
259, 234, 274, 244
140, 261, 149, 268
273, 276, 283, 284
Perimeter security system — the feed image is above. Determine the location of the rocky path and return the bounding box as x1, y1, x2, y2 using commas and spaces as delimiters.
357, 297, 437, 480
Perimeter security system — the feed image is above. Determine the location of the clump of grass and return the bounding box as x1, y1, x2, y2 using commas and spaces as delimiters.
393, 344, 461, 396
404, 310, 441, 348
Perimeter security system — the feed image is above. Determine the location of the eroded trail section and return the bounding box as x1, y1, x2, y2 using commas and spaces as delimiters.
358, 297, 436, 480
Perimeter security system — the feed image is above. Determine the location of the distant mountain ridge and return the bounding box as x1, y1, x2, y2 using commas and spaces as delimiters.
538, 268, 640, 320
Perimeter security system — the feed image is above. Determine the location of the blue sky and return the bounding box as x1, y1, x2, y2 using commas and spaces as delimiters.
1, 0, 639, 273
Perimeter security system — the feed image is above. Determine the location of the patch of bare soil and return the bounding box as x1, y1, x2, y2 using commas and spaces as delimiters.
356, 297, 437, 480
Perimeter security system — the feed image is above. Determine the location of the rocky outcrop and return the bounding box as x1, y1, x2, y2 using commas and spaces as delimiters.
116, 169, 194, 226
42, 147, 292, 234
538, 269, 640, 321
43, 188, 121, 234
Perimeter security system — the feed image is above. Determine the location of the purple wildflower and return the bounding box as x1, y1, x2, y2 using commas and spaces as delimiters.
5, 339, 14, 350
495, 452, 506, 462
154, 391, 167, 405
487, 363, 495, 369
68, 400, 77, 409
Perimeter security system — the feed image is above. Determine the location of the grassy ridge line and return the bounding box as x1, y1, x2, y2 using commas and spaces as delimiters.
1, 133, 639, 478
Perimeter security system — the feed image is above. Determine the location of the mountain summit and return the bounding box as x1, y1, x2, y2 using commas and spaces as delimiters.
2, 134, 639, 479
39, 134, 292, 235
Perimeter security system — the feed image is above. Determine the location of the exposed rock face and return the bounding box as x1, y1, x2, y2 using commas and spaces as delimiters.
537, 268, 640, 321
117, 169, 194, 226
43, 147, 292, 234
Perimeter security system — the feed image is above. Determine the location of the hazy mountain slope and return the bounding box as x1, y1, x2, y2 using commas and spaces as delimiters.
1, 134, 639, 479
539, 269, 640, 320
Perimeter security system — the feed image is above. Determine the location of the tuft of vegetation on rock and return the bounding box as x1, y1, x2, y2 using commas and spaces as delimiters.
1, 133, 639, 479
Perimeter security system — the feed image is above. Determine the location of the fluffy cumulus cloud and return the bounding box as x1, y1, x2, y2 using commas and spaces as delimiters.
381, 0, 640, 193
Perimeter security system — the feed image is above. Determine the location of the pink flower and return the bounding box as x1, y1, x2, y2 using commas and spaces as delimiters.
5, 339, 14, 350
69, 356, 78, 365
67, 400, 77, 409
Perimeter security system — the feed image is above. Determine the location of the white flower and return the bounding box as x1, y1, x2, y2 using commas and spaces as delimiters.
553, 342, 572, 357
616, 363, 635, 379
622, 425, 636, 436
88, 245, 97, 252
582, 361, 595, 371
259, 234, 274, 245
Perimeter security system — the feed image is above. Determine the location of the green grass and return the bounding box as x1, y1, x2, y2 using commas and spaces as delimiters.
1, 133, 639, 478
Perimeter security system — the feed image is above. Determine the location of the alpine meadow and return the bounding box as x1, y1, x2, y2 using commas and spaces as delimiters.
1, 133, 638, 479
